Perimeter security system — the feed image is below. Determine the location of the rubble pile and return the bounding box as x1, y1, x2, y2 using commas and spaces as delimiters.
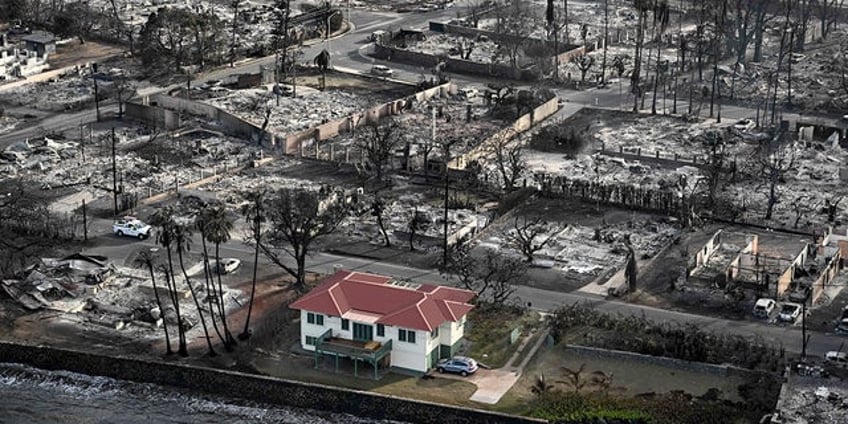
0, 115, 19, 135
1, 254, 241, 336
325, 96, 498, 160
339, 192, 487, 248
779, 380, 848, 423
200, 165, 322, 209
480, 219, 679, 277
558, 45, 680, 83
402, 33, 504, 64
724, 29, 848, 111
0, 128, 262, 209
2, 72, 94, 111
204, 87, 387, 135
480, 1, 639, 42
519, 109, 848, 229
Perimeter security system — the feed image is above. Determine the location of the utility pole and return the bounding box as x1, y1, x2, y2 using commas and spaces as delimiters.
442, 142, 450, 268
802, 291, 809, 360
82, 199, 88, 241
92, 62, 101, 122
111, 127, 118, 217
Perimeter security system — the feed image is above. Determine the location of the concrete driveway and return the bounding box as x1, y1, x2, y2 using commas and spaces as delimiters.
431, 368, 521, 404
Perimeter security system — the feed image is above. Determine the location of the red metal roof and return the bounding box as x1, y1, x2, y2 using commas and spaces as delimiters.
289, 270, 475, 332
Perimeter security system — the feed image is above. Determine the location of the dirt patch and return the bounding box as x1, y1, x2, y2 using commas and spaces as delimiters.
511, 344, 746, 402
48, 40, 124, 70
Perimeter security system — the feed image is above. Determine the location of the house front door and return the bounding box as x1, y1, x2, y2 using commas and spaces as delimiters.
352, 323, 373, 342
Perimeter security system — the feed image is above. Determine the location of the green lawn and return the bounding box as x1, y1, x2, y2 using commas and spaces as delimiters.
465, 307, 542, 368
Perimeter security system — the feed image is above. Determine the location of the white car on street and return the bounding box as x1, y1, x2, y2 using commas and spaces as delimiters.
113, 216, 152, 240
370, 65, 393, 77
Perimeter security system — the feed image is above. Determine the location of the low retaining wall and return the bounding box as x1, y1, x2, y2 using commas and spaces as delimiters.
0, 342, 544, 424
374, 44, 537, 81
565, 344, 764, 379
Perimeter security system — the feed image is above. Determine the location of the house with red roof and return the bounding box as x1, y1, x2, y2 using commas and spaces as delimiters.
289, 269, 475, 377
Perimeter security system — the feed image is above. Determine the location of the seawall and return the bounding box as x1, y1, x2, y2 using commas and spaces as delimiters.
0, 341, 545, 424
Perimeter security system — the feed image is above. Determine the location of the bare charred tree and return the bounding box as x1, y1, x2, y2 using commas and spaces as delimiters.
624, 237, 638, 292
258, 188, 348, 291
790, 194, 820, 229
272, 0, 302, 99
709, 0, 727, 122
229, 0, 242, 66
815, 0, 845, 40
371, 196, 391, 247
758, 129, 796, 221
493, 0, 535, 70
442, 240, 527, 305
113, 73, 136, 119
408, 207, 427, 251
650, 1, 670, 115
574, 55, 595, 83
356, 118, 403, 182
487, 129, 525, 192
503, 216, 556, 263
699, 130, 730, 208
0, 180, 59, 277
793, 0, 813, 52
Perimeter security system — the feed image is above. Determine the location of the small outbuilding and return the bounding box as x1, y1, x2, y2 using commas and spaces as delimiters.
21, 32, 56, 58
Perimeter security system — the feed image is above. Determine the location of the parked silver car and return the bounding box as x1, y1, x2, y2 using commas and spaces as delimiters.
436, 356, 478, 377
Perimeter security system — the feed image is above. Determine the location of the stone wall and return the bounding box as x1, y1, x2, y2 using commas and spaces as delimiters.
373, 44, 537, 81
125, 101, 180, 130
0, 341, 545, 424
565, 344, 764, 379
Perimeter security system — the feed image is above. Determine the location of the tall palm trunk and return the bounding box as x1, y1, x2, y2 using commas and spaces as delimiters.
144, 260, 172, 355
165, 247, 188, 356
215, 242, 236, 348
178, 247, 216, 357
240, 217, 261, 340
200, 237, 226, 346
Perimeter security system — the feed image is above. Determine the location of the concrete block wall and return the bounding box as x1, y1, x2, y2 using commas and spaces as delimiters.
0, 342, 546, 424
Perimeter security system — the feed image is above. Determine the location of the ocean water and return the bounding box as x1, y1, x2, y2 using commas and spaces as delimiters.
0, 363, 404, 424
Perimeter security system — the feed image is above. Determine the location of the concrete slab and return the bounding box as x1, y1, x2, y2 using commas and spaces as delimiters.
468, 369, 520, 404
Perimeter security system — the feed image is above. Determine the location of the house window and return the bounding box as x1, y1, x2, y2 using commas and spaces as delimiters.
341, 319, 349, 331
398, 329, 416, 344
307, 313, 324, 326
377, 324, 385, 337
305, 336, 317, 346
431, 327, 439, 339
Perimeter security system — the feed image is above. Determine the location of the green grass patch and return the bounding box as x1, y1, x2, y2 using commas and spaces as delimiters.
465, 306, 541, 368
371, 375, 478, 407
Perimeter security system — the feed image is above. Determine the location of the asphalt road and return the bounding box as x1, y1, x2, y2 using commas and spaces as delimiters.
7, 4, 848, 360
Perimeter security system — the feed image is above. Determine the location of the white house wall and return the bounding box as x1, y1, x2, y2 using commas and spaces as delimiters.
298, 310, 431, 373
390, 327, 428, 373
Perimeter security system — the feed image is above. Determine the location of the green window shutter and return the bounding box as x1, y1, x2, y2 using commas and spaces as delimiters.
341, 319, 349, 330
398, 329, 406, 342
377, 324, 385, 337
316, 315, 324, 326
307, 313, 315, 324
408, 330, 416, 344
305, 336, 316, 345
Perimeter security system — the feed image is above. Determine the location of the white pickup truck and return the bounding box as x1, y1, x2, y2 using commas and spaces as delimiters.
113, 217, 152, 240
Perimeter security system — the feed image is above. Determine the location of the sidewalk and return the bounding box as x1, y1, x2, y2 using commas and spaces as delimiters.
468, 326, 551, 404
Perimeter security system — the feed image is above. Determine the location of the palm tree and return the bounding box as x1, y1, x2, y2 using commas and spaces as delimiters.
239, 189, 266, 340
134, 250, 172, 355
199, 204, 236, 349
531, 373, 555, 398
591, 370, 615, 395
559, 364, 588, 392
313, 49, 330, 90
150, 206, 188, 356
195, 205, 227, 349
173, 217, 216, 357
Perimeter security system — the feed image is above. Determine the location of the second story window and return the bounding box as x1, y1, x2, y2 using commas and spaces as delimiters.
377, 324, 385, 337
398, 328, 416, 344
341, 319, 349, 331
307, 312, 324, 326
431, 327, 439, 339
